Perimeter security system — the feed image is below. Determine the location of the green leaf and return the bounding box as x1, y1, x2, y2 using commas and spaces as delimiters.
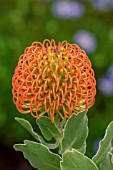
100, 152, 113, 170
60, 110, 88, 154
15, 117, 58, 149
77, 141, 87, 154
92, 121, 113, 168
60, 149, 99, 170
36, 116, 62, 141
15, 117, 40, 141
14, 140, 61, 170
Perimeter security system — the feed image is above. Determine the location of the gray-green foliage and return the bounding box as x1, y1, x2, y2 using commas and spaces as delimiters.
100, 153, 113, 170
15, 117, 59, 149
36, 116, 62, 141
14, 111, 113, 170
92, 121, 113, 169
14, 140, 61, 170
60, 110, 88, 154
61, 149, 98, 170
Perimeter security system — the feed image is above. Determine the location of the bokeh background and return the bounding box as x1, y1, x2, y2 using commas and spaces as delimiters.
0, 0, 113, 169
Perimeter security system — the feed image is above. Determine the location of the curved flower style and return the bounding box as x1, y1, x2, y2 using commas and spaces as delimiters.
12, 39, 96, 122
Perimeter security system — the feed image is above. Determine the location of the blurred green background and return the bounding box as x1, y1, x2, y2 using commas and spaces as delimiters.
0, 0, 113, 169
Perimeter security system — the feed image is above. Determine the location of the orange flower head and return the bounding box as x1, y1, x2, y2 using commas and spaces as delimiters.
12, 39, 96, 123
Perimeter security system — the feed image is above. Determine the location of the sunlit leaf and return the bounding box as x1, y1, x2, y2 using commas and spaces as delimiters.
14, 140, 61, 170
60, 110, 88, 154
60, 149, 98, 170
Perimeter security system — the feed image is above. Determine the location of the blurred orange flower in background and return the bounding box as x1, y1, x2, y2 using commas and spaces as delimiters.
12, 39, 96, 123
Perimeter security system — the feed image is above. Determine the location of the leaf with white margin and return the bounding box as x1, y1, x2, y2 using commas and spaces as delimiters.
60, 149, 99, 170
92, 121, 113, 168
100, 152, 113, 170
14, 140, 61, 170
15, 117, 58, 149
60, 110, 88, 154
36, 116, 62, 141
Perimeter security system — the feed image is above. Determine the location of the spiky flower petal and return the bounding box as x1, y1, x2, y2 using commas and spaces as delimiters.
12, 39, 96, 122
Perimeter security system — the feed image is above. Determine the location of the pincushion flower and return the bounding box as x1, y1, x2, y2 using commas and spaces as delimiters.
12, 39, 96, 123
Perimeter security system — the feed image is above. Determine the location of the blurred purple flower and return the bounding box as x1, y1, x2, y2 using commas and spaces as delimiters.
51, 1, 85, 19
73, 30, 97, 54
107, 64, 113, 79
97, 75, 113, 96
90, 0, 113, 11
93, 137, 102, 154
